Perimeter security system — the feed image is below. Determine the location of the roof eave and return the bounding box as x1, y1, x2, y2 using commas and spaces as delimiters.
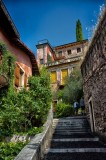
0, 0, 20, 38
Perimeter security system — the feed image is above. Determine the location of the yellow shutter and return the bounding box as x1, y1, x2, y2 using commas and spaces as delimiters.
61, 69, 68, 85
51, 71, 57, 83
15, 65, 20, 87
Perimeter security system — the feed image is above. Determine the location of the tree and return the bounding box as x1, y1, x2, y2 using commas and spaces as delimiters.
76, 19, 83, 42
62, 68, 83, 104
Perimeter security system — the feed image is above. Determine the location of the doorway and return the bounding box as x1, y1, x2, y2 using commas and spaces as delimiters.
88, 98, 95, 132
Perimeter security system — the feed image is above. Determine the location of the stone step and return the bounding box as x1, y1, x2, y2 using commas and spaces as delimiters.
53, 133, 94, 139
53, 122, 89, 125
53, 131, 91, 135
44, 116, 106, 160
53, 121, 89, 124
53, 121, 88, 124
46, 148, 106, 153
50, 141, 106, 148
53, 116, 87, 120
52, 126, 90, 129
53, 120, 88, 124
52, 124, 90, 127
44, 152, 106, 160
52, 137, 99, 142
52, 125, 89, 127
54, 129, 91, 132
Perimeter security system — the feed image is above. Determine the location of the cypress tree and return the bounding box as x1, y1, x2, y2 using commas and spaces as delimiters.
76, 19, 83, 42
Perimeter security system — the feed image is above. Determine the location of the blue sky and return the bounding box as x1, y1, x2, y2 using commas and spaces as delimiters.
3, 0, 105, 54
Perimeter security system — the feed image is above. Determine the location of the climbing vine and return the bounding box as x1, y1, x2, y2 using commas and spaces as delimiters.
0, 43, 52, 159
0, 42, 16, 84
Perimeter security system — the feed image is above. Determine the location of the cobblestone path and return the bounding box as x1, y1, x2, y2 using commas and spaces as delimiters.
43, 116, 106, 160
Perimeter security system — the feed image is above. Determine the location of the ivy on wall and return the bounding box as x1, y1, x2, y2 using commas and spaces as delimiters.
0, 42, 52, 139
0, 43, 53, 159
0, 41, 16, 84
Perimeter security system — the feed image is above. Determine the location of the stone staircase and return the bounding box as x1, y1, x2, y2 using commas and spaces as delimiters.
43, 116, 106, 160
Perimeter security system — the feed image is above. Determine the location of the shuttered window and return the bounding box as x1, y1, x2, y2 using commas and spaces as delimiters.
61, 69, 68, 85
24, 74, 28, 88
15, 64, 25, 88
51, 71, 57, 83
15, 65, 20, 87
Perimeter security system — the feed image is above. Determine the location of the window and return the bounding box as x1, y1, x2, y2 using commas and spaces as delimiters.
40, 59, 43, 64
88, 97, 95, 132
15, 65, 20, 87
67, 50, 71, 55
15, 64, 25, 88
24, 74, 28, 88
51, 71, 57, 83
77, 48, 81, 53
61, 69, 68, 85
20, 69, 24, 87
58, 51, 62, 57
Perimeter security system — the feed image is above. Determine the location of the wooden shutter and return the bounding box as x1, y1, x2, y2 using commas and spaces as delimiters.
61, 69, 68, 85
15, 65, 20, 87
51, 71, 57, 83
24, 74, 27, 88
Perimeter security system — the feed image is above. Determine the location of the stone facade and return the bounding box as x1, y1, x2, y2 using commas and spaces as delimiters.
81, 7, 106, 139
36, 39, 88, 93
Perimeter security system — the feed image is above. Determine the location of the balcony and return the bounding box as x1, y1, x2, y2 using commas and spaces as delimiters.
45, 56, 82, 67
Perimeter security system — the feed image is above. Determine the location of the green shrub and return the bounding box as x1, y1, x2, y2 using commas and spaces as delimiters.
0, 43, 52, 159
55, 102, 74, 118
0, 142, 26, 160
0, 67, 52, 137
27, 126, 43, 135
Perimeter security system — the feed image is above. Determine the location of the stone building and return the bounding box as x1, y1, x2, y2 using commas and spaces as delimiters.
36, 39, 88, 92
81, 6, 106, 139
0, 0, 39, 89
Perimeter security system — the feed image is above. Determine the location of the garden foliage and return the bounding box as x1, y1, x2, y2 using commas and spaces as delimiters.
56, 68, 83, 109
0, 41, 52, 159
0, 142, 26, 160
63, 69, 83, 104
55, 102, 74, 118
0, 43, 52, 138
0, 67, 52, 137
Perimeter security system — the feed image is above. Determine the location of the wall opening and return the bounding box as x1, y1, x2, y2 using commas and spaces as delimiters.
88, 97, 95, 132
20, 69, 24, 87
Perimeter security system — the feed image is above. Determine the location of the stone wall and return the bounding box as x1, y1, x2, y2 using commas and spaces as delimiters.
81, 7, 106, 139
15, 107, 53, 160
